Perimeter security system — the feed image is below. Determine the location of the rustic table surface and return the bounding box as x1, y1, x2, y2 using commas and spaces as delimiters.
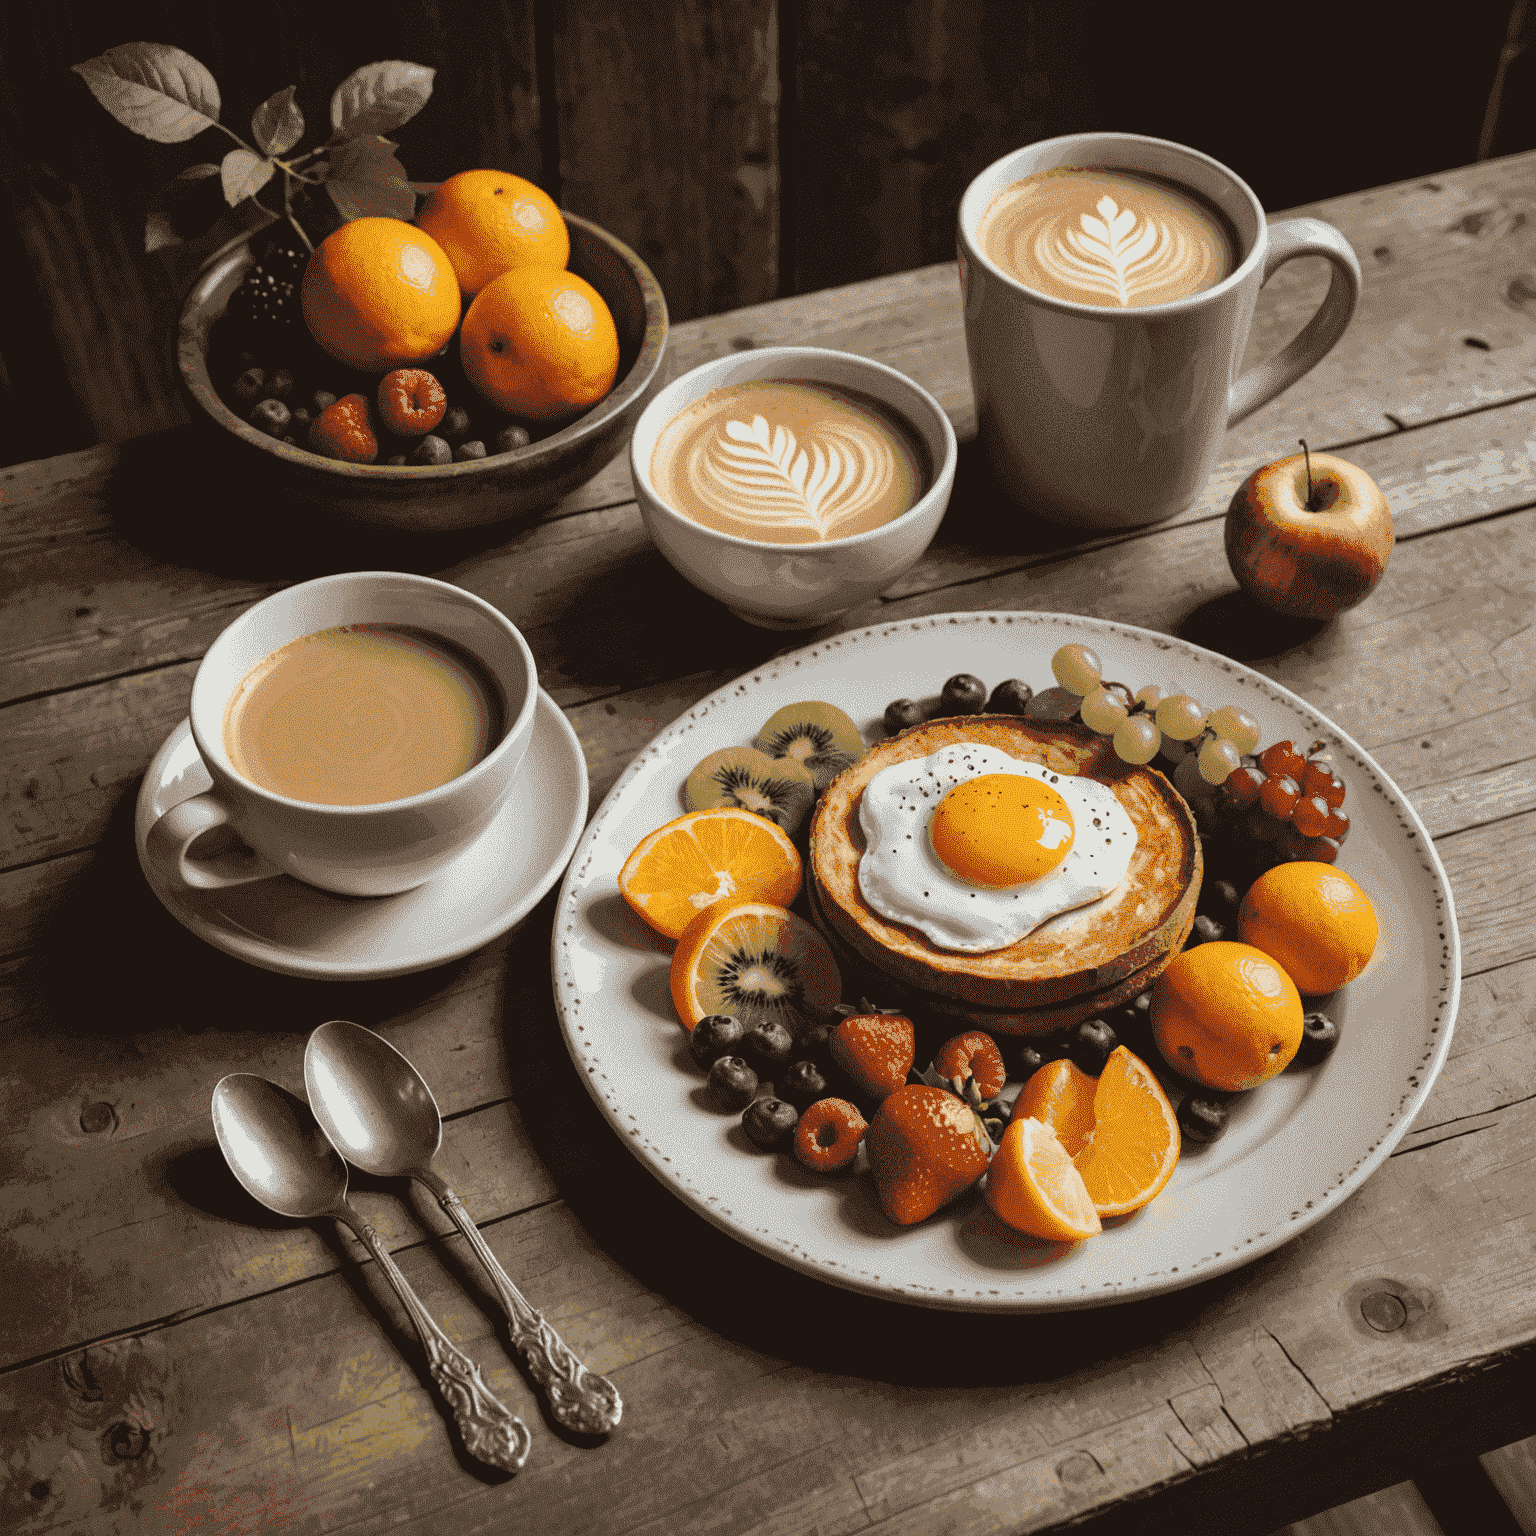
3, 148, 1534, 1536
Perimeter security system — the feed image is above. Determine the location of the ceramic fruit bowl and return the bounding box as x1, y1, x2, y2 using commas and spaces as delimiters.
177, 205, 668, 532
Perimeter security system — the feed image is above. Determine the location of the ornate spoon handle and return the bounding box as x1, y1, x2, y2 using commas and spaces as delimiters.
336, 1202, 532, 1473
426, 1175, 623, 1436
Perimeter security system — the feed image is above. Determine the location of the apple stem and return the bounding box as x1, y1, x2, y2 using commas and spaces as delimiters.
1298, 438, 1320, 511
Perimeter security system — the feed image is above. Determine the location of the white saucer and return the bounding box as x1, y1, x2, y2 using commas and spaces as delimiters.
135, 689, 588, 980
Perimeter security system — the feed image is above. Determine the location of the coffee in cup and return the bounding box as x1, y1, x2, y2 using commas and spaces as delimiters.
224, 624, 503, 806
648, 379, 929, 544
976, 165, 1238, 309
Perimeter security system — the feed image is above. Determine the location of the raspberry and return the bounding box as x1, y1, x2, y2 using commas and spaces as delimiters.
793, 1098, 867, 1173
377, 368, 447, 436
308, 393, 379, 463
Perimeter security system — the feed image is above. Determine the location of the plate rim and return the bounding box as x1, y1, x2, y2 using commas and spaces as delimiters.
552, 609, 1462, 1311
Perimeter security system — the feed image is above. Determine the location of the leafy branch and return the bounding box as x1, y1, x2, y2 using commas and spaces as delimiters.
70, 42, 434, 254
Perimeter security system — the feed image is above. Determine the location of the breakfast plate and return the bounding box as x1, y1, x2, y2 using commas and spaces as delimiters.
551, 612, 1459, 1311
136, 689, 587, 981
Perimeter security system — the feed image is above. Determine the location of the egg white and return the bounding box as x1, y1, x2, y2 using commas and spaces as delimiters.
856, 743, 1139, 953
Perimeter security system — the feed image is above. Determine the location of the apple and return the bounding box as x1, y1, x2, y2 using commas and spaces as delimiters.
1224, 448, 1394, 620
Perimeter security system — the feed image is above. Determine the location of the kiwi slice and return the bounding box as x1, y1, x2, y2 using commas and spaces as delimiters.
685, 745, 815, 835
754, 701, 866, 793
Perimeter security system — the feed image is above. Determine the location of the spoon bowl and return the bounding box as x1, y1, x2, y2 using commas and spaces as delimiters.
212, 1073, 349, 1218
304, 1021, 442, 1178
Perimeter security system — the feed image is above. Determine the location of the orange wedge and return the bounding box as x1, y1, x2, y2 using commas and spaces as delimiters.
1072, 1046, 1181, 1217
1010, 1056, 1098, 1156
620, 807, 802, 940
984, 1116, 1102, 1242
669, 898, 841, 1035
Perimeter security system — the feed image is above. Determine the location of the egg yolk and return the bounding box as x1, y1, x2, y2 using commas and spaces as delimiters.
929, 773, 1076, 887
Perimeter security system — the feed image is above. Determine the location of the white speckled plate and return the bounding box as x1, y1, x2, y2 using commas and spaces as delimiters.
551, 613, 1459, 1311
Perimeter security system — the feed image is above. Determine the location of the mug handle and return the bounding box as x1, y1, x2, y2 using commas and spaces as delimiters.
145, 790, 283, 890
1228, 218, 1362, 428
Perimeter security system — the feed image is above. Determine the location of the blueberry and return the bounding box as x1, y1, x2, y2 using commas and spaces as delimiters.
1069, 1017, 1118, 1075
883, 698, 925, 734
707, 1055, 758, 1112
1186, 914, 1225, 948
742, 1096, 798, 1150
1012, 1043, 1048, 1082
440, 404, 472, 443
233, 367, 266, 403
311, 390, 338, 415
1178, 1095, 1230, 1144
743, 1019, 794, 1072
494, 424, 531, 453
385, 454, 409, 465
453, 439, 487, 462
410, 434, 452, 466
1297, 1011, 1340, 1066
779, 1059, 829, 1110
289, 406, 314, 433
940, 673, 987, 716
986, 678, 1034, 715
690, 1013, 745, 1069
249, 398, 291, 437
268, 368, 295, 401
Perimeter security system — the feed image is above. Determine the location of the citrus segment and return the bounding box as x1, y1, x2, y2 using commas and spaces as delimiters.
984, 1116, 1102, 1242
619, 807, 802, 940
1237, 862, 1378, 994
1009, 1057, 1097, 1156
416, 169, 570, 298
1150, 941, 1303, 1092
669, 899, 841, 1036
1072, 1047, 1181, 1216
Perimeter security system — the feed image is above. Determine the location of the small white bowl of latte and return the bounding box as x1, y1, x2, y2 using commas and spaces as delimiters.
629, 346, 957, 629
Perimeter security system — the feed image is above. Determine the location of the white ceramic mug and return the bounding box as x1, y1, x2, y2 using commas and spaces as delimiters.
957, 132, 1362, 529
144, 572, 539, 897
629, 346, 958, 629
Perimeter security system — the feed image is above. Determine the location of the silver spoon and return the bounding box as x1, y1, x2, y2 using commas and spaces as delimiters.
304, 1020, 623, 1436
210, 1072, 531, 1473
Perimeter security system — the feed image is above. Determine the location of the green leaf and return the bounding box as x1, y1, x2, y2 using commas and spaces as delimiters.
143, 162, 222, 251
330, 61, 434, 140
325, 135, 415, 223
221, 148, 274, 207
71, 42, 220, 144
252, 85, 303, 156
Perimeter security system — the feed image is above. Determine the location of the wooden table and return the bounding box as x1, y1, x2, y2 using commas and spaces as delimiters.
3, 149, 1534, 1536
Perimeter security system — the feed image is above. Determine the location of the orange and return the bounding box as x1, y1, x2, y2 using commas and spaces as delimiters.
984, 1116, 1102, 1242
1010, 1057, 1097, 1156
460, 266, 619, 420
669, 899, 841, 1035
1151, 941, 1303, 1092
301, 217, 460, 372
619, 806, 802, 940
1071, 1047, 1181, 1217
1237, 862, 1378, 995
416, 169, 570, 298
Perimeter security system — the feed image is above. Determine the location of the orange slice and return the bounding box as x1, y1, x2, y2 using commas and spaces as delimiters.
984, 1116, 1102, 1242
1010, 1056, 1098, 1156
669, 899, 841, 1035
620, 807, 802, 940
1072, 1046, 1181, 1217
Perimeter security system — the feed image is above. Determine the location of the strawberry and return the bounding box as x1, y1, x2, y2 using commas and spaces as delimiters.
829, 1002, 915, 1101
866, 1083, 994, 1225
932, 1029, 1007, 1100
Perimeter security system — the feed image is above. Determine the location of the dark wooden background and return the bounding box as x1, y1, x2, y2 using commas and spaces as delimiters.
0, 0, 1528, 470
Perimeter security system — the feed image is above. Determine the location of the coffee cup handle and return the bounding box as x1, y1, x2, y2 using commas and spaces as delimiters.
1228, 218, 1362, 428
146, 790, 284, 890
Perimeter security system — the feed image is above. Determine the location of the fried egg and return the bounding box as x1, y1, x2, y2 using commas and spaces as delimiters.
856, 743, 1138, 952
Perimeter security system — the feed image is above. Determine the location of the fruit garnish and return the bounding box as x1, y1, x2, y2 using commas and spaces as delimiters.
828, 1004, 915, 1102
307, 393, 379, 463
684, 746, 815, 837
1051, 644, 1102, 696
742, 1097, 798, 1151
1150, 941, 1304, 1091
669, 899, 841, 1036
688, 1013, 745, 1069
779, 1059, 830, 1110
866, 1083, 993, 1225
1009, 1057, 1098, 1154
754, 701, 866, 793
986, 679, 1034, 714
1297, 1010, 1341, 1065
930, 1029, 1007, 1100
1070, 1047, 1181, 1216
377, 368, 448, 436
883, 698, 927, 734
619, 805, 802, 941
415, 169, 570, 299
1177, 1094, 1230, 1144
706, 1055, 758, 1111
984, 1116, 1102, 1242
939, 673, 987, 716
793, 1098, 867, 1173
1237, 863, 1377, 994
1067, 1016, 1119, 1075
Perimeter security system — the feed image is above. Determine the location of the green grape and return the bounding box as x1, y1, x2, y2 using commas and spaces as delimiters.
1080, 685, 1129, 734
1051, 643, 1102, 696
1207, 704, 1261, 754
1155, 693, 1207, 741
1198, 737, 1242, 785
1134, 684, 1164, 711
1113, 715, 1161, 765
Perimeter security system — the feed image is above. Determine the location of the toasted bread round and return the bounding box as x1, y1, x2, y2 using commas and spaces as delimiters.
808, 716, 1201, 1010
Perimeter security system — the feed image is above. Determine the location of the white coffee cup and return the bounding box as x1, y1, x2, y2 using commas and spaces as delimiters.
144, 571, 539, 897
629, 346, 957, 629
957, 132, 1362, 529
